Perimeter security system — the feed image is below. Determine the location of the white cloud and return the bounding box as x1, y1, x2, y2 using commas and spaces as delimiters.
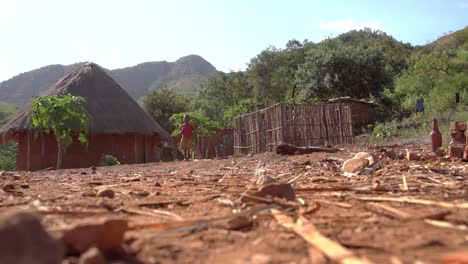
456, 1, 468, 8
319, 18, 384, 31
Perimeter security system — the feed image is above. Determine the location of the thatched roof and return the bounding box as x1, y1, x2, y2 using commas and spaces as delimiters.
0, 63, 171, 142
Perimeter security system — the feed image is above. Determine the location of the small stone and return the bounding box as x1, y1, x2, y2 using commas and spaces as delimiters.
78, 247, 106, 264
251, 183, 296, 201
353, 152, 374, 164
130, 190, 149, 197
220, 215, 253, 230
384, 150, 397, 160
256, 175, 277, 186
81, 172, 88, 175
0, 210, 64, 264
61, 218, 128, 255
247, 253, 272, 264
154, 182, 162, 187
20, 183, 29, 189
341, 158, 369, 173
406, 150, 423, 161
82, 190, 97, 197
97, 189, 115, 199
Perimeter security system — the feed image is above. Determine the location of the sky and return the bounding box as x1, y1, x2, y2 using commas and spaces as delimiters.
0, 0, 467, 82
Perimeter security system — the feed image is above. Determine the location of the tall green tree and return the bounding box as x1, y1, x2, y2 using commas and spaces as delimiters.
295, 38, 392, 101
141, 88, 190, 132
195, 71, 252, 126
30, 94, 91, 169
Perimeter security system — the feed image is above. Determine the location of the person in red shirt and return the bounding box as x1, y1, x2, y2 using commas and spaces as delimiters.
179, 115, 195, 160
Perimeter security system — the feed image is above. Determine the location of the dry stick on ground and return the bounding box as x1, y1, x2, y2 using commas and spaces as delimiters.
288, 172, 307, 184
365, 203, 411, 220
129, 204, 280, 232
272, 209, 373, 264
37, 208, 115, 216
357, 197, 468, 209
400, 175, 408, 191
424, 219, 468, 231
121, 207, 184, 221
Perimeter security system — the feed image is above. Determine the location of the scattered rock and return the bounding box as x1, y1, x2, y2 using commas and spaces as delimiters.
397, 151, 406, 160
129, 190, 149, 197
449, 145, 465, 159
256, 175, 277, 186
61, 218, 128, 255
341, 158, 369, 173
383, 150, 397, 160
406, 150, 422, 161
0, 210, 64, 264
78, 247, 106, 264
251, 183, 296, 201
353, 152, 374, 164
82, 190, 97, 197
1, 182, 15, 192
246, 253, 272, 264
20, 183, 29, 189
81, 172, 88, 175
219, 215, 253, 230
97, 189, 115, 199
154, 182, 162, 187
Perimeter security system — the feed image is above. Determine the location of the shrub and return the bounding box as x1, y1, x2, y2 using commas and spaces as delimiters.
0, 143, 17, 171
99, 154, 120, 166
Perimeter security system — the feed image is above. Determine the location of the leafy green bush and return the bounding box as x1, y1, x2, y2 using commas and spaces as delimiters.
0, 143, 17, 171
99, 154, 120, 166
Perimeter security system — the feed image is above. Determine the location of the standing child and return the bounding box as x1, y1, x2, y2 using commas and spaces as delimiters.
179, 115, 195, 160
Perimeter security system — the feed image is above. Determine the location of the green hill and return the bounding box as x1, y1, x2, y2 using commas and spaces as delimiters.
0, 55, 217, 106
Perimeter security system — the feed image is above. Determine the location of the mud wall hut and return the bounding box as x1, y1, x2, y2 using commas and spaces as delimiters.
0, 63, 171, 171
327, 97, 376, 135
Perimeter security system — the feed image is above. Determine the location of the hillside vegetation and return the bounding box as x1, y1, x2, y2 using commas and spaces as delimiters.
156, 27, 467, 130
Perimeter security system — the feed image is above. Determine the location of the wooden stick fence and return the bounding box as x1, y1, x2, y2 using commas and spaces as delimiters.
234, 103, 353, 155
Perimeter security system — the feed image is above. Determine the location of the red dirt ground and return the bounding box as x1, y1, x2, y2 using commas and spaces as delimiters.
0, 146, 467, 264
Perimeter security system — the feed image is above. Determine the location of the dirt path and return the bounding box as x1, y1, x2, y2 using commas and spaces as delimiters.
0, 147, 467, 263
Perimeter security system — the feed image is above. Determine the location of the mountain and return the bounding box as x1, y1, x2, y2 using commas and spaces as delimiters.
429, 26, 468, 49
0, 55, 217, 106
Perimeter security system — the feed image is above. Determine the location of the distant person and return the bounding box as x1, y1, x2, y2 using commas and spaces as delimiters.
416, 98, 424, 113
179, 115, 195, 160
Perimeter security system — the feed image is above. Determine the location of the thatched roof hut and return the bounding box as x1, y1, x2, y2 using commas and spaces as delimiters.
0, 62, 170, 141
0, 63, 171, 170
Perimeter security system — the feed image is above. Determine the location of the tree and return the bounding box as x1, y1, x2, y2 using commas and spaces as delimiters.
295, 38, 392, 101
195, 71, 252, 126
30, 94, 91, 169
141, 88, 190, 132
0, 101, 16, 125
